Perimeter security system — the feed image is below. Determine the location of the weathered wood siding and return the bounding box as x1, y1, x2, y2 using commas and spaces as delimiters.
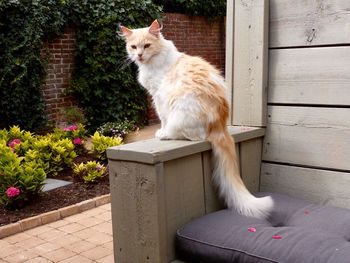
261, 0, 350, 208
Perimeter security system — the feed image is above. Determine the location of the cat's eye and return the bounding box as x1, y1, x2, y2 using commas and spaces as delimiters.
144, 43, 151, 49
131, 45, 137, 49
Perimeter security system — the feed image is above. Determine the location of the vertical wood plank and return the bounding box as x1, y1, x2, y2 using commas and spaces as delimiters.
240, 138, 262, 193
202, 151, 224, 213
225, 0, 235, 124
163, 153, 206, 260
233, 0, 269, 127
109, 161, 167, 263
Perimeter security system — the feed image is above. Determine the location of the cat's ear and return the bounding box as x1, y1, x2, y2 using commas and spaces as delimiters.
119, 25, 133, 37
149, 20, 162, 37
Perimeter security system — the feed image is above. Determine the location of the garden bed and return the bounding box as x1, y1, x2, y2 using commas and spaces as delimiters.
0, 153, 110, 227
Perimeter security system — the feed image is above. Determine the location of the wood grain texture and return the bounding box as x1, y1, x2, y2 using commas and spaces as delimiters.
225, 0, 234, 124
240, 138, 262, 193
163, 154, 206, 260
269, 47, 350, 105
263, 106, 350, 170
109, 162, 167, 263
270, 0, 350, 48
261, 163, 350, 209
202, 151, 224, 213
233, 0, 269, 126
107, 126, 265, 164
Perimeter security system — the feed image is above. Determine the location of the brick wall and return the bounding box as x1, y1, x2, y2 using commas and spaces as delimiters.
42, 14, 226, 125
163, 13, 226, 73
42, 26, 77, 124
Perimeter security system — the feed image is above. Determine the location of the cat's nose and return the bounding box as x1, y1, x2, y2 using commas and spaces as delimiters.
138, 53, 143, 57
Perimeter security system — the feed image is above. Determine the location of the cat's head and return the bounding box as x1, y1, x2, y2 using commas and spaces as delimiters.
119, 20, 163, 65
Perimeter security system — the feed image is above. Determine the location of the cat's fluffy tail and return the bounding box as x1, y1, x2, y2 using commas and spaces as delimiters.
208, 129, 273, 219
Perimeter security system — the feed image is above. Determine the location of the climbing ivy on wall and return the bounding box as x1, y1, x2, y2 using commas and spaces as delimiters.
0, 0, 69, 130
69, 0, 162, 130
0, 0, 161, 131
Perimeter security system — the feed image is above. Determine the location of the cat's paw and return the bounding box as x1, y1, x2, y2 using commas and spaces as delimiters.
155, 129, 170, 140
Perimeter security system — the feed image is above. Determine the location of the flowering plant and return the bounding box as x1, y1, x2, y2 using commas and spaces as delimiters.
73, 161, 106, 183
96, 120, 137, 139
0, 141, 46, 208
52, 123, 87, 154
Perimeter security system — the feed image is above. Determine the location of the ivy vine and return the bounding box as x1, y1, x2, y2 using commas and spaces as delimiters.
0, 0, 224, 132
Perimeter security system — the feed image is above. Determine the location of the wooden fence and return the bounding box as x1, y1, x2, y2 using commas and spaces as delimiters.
261, 0, 350, 208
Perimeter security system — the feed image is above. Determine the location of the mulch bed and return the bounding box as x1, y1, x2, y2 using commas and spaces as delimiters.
0, 154, 110, 227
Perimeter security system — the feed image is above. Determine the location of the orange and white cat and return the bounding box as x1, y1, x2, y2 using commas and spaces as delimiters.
120, 20, 273, 218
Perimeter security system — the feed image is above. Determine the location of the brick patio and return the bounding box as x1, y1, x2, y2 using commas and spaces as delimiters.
0, 203, 113, 263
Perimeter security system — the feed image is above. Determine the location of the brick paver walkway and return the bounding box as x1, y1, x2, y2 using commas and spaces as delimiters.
0, 203, 113, 263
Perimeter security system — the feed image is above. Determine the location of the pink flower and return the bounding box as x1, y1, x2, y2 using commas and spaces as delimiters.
272, 235, 282, 239
247, 227, 257, 233
73, 138, 82, 145
6, 187, 20, 198
63, 125, 78, 132
8, 139, 21, 148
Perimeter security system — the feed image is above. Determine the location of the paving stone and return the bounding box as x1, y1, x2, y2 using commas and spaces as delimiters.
59, 204, 80, 218
40, 210, 61, 225
78, 199, 96, 212
25, 256, 53, 263
16, 236, 46, 249
0, 244, 22, 258
91, 222, 113, 235
93, 211, 111, 222
80, 246, 112, 260
85, 231, 113, 245
57, 222, 86, 234
32, 242, 60, 254
76, 216, 104, 228
3, 232, 32, 244
4, 249, 38, 263
20, 215, 42, 231
63, 240, 96, 254
95, 195, 111, 206
59, 255, 93, 263
42, 248, 75, 262
0, 223, 21, 239
51, 234, 81, 246
37, 228, 67, 241
97, 254, 115, 263
25, 225, 52, 236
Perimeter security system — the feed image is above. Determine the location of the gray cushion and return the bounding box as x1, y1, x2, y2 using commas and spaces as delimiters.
176, 192, 350, 263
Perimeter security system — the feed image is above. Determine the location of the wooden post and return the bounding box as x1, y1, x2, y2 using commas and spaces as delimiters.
107, 127, 265, 262
225, 0, 235, 124
233, 0, 269, 127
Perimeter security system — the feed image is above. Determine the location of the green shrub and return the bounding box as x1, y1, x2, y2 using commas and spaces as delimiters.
0, 126, 35, 156
25, 138, 77, 177
91, 132, 123, 161
73, 161, 106, 184
52, 123, 87, 154
0, 0, 70, 130
58, 107, 87, 125
0, 141, 46, 208
96, 120, 137, 139
68, 0, 162, 130
154, 0, 226, 18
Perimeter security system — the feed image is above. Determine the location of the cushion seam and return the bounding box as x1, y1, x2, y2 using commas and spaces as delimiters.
177, 229, 281, 263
